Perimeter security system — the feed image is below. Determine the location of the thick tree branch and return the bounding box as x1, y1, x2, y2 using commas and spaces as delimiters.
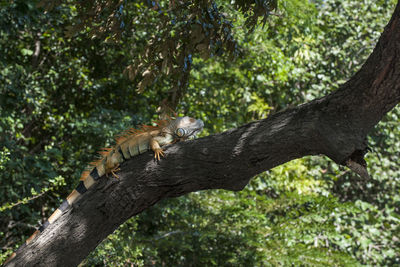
5, 2, 400, 266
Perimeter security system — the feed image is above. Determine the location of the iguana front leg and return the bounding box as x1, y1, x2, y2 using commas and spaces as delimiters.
150, 137, 164, 160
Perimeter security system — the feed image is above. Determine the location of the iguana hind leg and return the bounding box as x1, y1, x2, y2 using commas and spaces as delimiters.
110, 164, 120, 179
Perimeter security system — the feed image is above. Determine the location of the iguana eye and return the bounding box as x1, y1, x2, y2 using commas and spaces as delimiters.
176, 128, 186, 137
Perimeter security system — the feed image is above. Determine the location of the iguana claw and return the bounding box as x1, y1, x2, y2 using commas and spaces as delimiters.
154, 148, 165, 161
111, 165, 121, 179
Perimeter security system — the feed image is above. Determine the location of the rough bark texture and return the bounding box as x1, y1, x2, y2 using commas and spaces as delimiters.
5, 2, 400, 267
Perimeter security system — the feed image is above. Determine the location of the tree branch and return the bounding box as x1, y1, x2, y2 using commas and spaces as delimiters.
5, 2, 400, 266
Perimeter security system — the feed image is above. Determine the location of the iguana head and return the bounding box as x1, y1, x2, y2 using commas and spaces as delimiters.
167, 116, 204, 140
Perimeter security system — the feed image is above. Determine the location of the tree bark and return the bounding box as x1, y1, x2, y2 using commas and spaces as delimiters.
5, 2, 400, 267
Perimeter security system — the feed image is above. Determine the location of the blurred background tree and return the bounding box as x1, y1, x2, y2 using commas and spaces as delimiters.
1, 0, 399, 265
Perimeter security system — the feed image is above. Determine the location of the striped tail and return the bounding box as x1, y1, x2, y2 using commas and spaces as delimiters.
3, 165, 104, 265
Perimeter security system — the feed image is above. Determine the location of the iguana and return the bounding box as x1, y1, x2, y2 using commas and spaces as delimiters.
4, 116, 204, 265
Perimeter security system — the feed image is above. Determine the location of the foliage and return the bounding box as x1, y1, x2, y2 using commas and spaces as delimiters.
59, 0, 278, 110
0, 0, 399, 266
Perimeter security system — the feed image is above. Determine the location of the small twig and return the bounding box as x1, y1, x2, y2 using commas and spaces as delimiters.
0, 191, 47, 212
7, 220, 37, 230
154, 230, 184, 240
32, 38, 41, 67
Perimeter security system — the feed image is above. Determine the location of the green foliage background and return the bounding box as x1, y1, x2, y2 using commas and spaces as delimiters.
1, 0, 399, 266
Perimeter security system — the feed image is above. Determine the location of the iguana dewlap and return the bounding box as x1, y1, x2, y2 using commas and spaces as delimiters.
4, 116, 204, 265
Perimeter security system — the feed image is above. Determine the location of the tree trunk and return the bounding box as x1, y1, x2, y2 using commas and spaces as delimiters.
5, 2, 400, 266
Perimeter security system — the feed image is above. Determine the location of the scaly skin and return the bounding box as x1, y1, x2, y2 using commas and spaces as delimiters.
4, 116, 204, 265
